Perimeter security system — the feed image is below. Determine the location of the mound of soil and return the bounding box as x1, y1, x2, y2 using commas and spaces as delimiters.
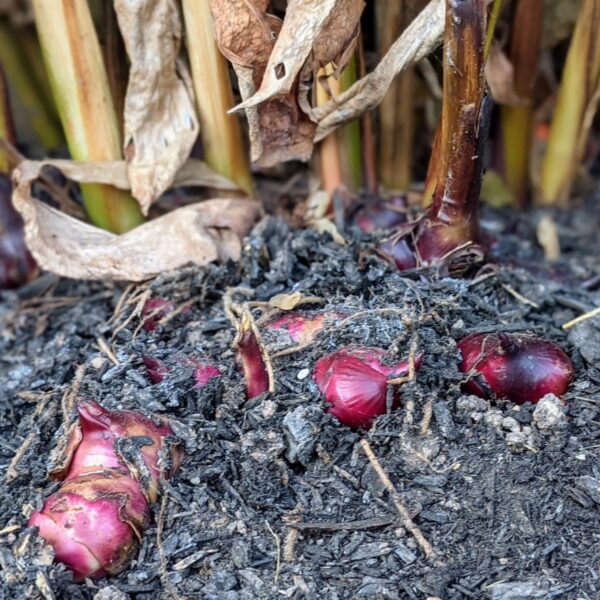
0, 201, 599, 600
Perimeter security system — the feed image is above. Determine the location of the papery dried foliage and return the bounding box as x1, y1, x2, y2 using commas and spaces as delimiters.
234, 0, 363, 109
211, 0, 316, 167
11, 160, 260, 281
115, 0, 199, 213
313, 0, 445, 141
313, 0, 364, 73
210, 0, 277, 67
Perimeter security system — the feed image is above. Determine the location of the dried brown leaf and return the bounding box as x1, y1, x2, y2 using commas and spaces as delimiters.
5, 158, 238, 191
211, 0, 315, 166
312, 0, 364, 75
210, 0, 278, 68
313, 0, 445, 141
11, 160, 260, 281
233, 0, 336, 110
115, 0, 199, 214
484, 44, 522, 106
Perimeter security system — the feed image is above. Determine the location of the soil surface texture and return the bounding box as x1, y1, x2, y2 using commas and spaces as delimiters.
1, 201, 599, 600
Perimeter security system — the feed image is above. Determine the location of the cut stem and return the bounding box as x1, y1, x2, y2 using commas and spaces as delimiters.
182, 0, 253, 195
316, 66, 344, 196
423, 0, 500, 208
32, 0, 143, 233
418, 0, 488, 261
539, 0, 600, 205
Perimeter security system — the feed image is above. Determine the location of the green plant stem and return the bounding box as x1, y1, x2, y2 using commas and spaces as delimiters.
182, 0, 253, 195
540, 0, 600, 205
32, 0, 143, 233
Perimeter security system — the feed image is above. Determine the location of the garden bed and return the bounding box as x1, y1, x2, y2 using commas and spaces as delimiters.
1, 199, 599, 600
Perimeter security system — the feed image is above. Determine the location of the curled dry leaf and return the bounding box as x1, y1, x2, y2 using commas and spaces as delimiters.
211, 0, 316, 167
313, 0, 445, 141
115, 0, 199, 214
312, 0, 364, 75
11, 160, 261, 281
234, 0, 364, 110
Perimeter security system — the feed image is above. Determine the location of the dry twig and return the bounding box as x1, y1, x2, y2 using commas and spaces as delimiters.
562, 305, 600, 329
360, 439, 436, 560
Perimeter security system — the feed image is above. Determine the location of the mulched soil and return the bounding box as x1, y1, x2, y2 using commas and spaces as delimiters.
0, 199, 599, 600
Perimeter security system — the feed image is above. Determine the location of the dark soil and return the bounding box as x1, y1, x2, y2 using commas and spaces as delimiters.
0, 201, 599, 600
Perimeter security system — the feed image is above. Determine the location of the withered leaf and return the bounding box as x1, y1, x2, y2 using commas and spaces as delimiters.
312, 0, 364, 75
313, 0, 444, 141
234, 0, 337, 109
209, 0, 277, 68
211, 0, 315, 167
115, 0, 199, 214
11, 160, 260, 281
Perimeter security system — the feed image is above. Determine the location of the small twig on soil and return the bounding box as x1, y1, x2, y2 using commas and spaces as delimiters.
265, 520, 281, 583
463, 322, 542, 335
6, 431, 37, 483
282, 505, 304, 563
223, 286, 255, 327
35, 570, 54, 600
156, 294, 204, 328
468, 271, 497, 287
501, 284, 540, 309
415, 451, 461, 474
283, 527, 299, 563
420, 399, 434, 436
271, 339, 316, 359
0, 524, 21, 536
112, 288, 151, 339
110, 283, 135, 322
404, 399, 415, 427
389, 336, 419, 386
562, 305, 600, 330
96, 337, 119, 366
359, 439, 436, 560
61, 364, 87, 426
343, 307, 412, 328
333, 465, 360, 487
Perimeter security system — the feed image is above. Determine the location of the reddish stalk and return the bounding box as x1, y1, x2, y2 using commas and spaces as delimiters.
384, 0, 488, 273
